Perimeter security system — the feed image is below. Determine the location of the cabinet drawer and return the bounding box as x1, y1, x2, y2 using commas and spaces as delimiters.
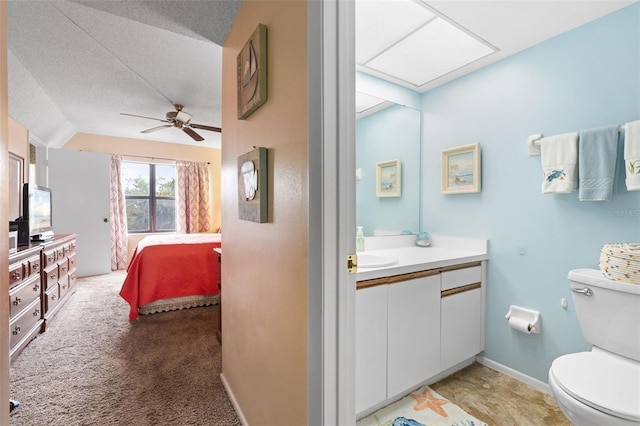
27, 254, 41, 276
68, 254, 77, 271
59, 275, 70, 300
68, 269, 77, 288
58, 258, 70, 278
45, 284, 61, 314
441, 286, 483, 371
43, 249, 57, 267
9, 263, 24, 286
9, 274, 41, 319
9, 298, 42, 349
43, 263, 60, 290
441, 265, 482, 291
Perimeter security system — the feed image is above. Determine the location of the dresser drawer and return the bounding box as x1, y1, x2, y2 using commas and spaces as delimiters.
26, 254, 42, 276
9, 274, 41, 319
68, 254, 77, 271
59, 275, 70, 300
43, 263, 60, 290
9, 263, 24, 286
45, 284, 61, 314
43, 249, 57, 267
68, 268, 77, 289
9, 298, 42, 349
58, 258, 70, 278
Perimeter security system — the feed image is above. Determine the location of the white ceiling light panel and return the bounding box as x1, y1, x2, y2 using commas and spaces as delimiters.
366, 16, 497, 87
356, 0, 435, 64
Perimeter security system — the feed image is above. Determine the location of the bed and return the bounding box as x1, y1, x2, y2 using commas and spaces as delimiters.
119, 233, 221, 320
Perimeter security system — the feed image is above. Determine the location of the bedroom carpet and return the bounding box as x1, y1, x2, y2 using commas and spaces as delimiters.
9, 271, 240, 426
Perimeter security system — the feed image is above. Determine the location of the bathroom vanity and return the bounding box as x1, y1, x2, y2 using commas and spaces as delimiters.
355, 235, 489, 416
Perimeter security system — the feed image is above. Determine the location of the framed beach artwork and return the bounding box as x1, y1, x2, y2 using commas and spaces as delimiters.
376, 159, 401, 197
441, 143, 481, 194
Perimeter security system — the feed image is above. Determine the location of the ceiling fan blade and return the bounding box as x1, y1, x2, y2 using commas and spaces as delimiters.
121, 112, 168, 123
183, 127, 204, 142
141, 124, 173, 133
189, 123, 222, 133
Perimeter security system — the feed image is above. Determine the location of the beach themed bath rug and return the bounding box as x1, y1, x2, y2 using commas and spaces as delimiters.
357, 385, 488, 426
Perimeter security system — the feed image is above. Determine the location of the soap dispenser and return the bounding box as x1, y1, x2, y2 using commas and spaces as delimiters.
356, 226, 365, 252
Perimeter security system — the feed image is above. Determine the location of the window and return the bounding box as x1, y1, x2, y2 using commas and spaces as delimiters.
123, 162, 176, 233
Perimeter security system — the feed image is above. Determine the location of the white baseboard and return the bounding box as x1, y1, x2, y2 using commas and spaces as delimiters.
220, 373, 249, 426
476, 356, 552, 395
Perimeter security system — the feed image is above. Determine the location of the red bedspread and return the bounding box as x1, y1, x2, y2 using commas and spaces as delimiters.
119, 234, 221, 320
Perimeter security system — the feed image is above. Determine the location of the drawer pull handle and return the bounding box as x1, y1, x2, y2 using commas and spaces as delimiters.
51, 294, 57, 301
32, 263, 40, 270
11, 272, 21, 280
12, 326, 21, 335
50, 273, 57, 280
33, 284, 40, 292
33, 309, 40, 316
12, 297, 22, 306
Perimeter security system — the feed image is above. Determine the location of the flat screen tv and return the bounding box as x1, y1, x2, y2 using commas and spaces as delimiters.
23, 183, 53, 239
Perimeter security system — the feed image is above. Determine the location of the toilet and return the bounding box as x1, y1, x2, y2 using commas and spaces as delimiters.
549, 269, 640, 425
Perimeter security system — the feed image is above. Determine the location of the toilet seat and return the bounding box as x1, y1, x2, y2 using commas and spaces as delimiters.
550, 351, 640, 422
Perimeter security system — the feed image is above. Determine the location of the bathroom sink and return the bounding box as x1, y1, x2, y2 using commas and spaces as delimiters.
357, 253, 398, 268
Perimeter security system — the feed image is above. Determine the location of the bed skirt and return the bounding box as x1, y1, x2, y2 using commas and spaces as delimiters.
138, 294, 220, 316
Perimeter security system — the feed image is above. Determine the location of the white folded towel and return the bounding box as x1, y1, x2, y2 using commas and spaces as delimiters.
624, 120, 640, 191
539, 132, 578, 194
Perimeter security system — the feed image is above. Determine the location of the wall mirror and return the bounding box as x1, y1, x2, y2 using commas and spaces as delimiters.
355, 99, 421, 237
9, 152, 24, 221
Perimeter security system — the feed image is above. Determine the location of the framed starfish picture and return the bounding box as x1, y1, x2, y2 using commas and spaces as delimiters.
237, 24, 268, 120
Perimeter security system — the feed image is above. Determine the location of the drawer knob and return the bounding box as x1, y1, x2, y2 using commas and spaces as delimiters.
33, 284, 40, 292
12, 326, 21, 335
11, 272, 21, 280
12, 297, 22, 306
32, 262, 39, 270
50, 273, 57, 280
33, 309, 40, 316
51, 294, 57, 301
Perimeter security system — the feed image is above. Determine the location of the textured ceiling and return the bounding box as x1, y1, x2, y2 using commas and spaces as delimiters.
7, 1, 635, 149
8, 0, 242, 149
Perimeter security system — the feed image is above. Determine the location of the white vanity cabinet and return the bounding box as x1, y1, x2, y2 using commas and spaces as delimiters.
440, 265, 484, 371
355, 284, 388, 413
356, 261, 485, 416
387, 273, 440, 398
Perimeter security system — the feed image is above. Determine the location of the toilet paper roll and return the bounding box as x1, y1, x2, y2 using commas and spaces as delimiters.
508, 317, 532, 334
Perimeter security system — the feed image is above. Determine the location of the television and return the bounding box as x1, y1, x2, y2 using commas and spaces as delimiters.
23, 183, 54, 240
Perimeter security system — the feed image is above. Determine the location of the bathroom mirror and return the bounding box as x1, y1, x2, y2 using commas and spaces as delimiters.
356, 102, 421, 236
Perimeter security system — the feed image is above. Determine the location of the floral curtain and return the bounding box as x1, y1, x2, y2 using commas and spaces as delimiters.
176, 160, 211, 233
109, 155, 129, 270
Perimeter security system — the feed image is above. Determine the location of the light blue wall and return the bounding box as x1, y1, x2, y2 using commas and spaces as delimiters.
420, 4, 640, 382
356, 104, 421, 236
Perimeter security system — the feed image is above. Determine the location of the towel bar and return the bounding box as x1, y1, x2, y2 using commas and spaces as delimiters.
527, 125, 626, 156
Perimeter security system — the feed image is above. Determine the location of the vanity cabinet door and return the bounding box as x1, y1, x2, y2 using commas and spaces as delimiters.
355, 284, 388, 415
387, 274, 440, 398
441, 265, 483, 371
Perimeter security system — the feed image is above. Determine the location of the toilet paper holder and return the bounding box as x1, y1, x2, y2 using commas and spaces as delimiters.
505, 305, 541, 334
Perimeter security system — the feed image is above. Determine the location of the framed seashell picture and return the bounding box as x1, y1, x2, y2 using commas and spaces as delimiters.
238, 147, 268, 223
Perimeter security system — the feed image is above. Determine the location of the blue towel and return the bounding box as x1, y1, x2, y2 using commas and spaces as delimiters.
578, 125, 619, 201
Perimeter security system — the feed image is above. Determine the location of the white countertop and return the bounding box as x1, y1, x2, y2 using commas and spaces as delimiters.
356, 235, 489, 281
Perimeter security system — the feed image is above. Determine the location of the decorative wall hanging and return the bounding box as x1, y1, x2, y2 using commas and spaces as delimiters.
237, 24, 268, 120
238, 147, 268, 223
376, 159, 401, 197
441, 143, 481, 194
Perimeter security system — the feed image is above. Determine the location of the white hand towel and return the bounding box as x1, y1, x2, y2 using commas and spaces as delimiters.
624, 120, 640, 191
540, 132, 578, 194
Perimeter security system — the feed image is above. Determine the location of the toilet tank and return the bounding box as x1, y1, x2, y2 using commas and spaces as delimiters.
568, 269, 640, 362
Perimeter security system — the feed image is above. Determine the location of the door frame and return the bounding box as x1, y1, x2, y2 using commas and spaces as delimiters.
308, 0, 356, 424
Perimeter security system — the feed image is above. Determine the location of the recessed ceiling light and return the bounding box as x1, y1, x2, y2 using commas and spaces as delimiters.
356, 0, 435, 64
366, 16, 496, 87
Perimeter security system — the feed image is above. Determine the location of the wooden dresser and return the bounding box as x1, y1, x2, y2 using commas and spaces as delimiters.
9, 245, 44, 361
41, 234, 77, 330
8, 233, 77, 360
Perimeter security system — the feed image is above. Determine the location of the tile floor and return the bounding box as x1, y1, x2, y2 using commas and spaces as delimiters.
429, 362, 569, 426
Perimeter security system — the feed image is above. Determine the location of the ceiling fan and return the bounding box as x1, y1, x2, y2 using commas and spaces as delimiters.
120, 104, 221, 142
